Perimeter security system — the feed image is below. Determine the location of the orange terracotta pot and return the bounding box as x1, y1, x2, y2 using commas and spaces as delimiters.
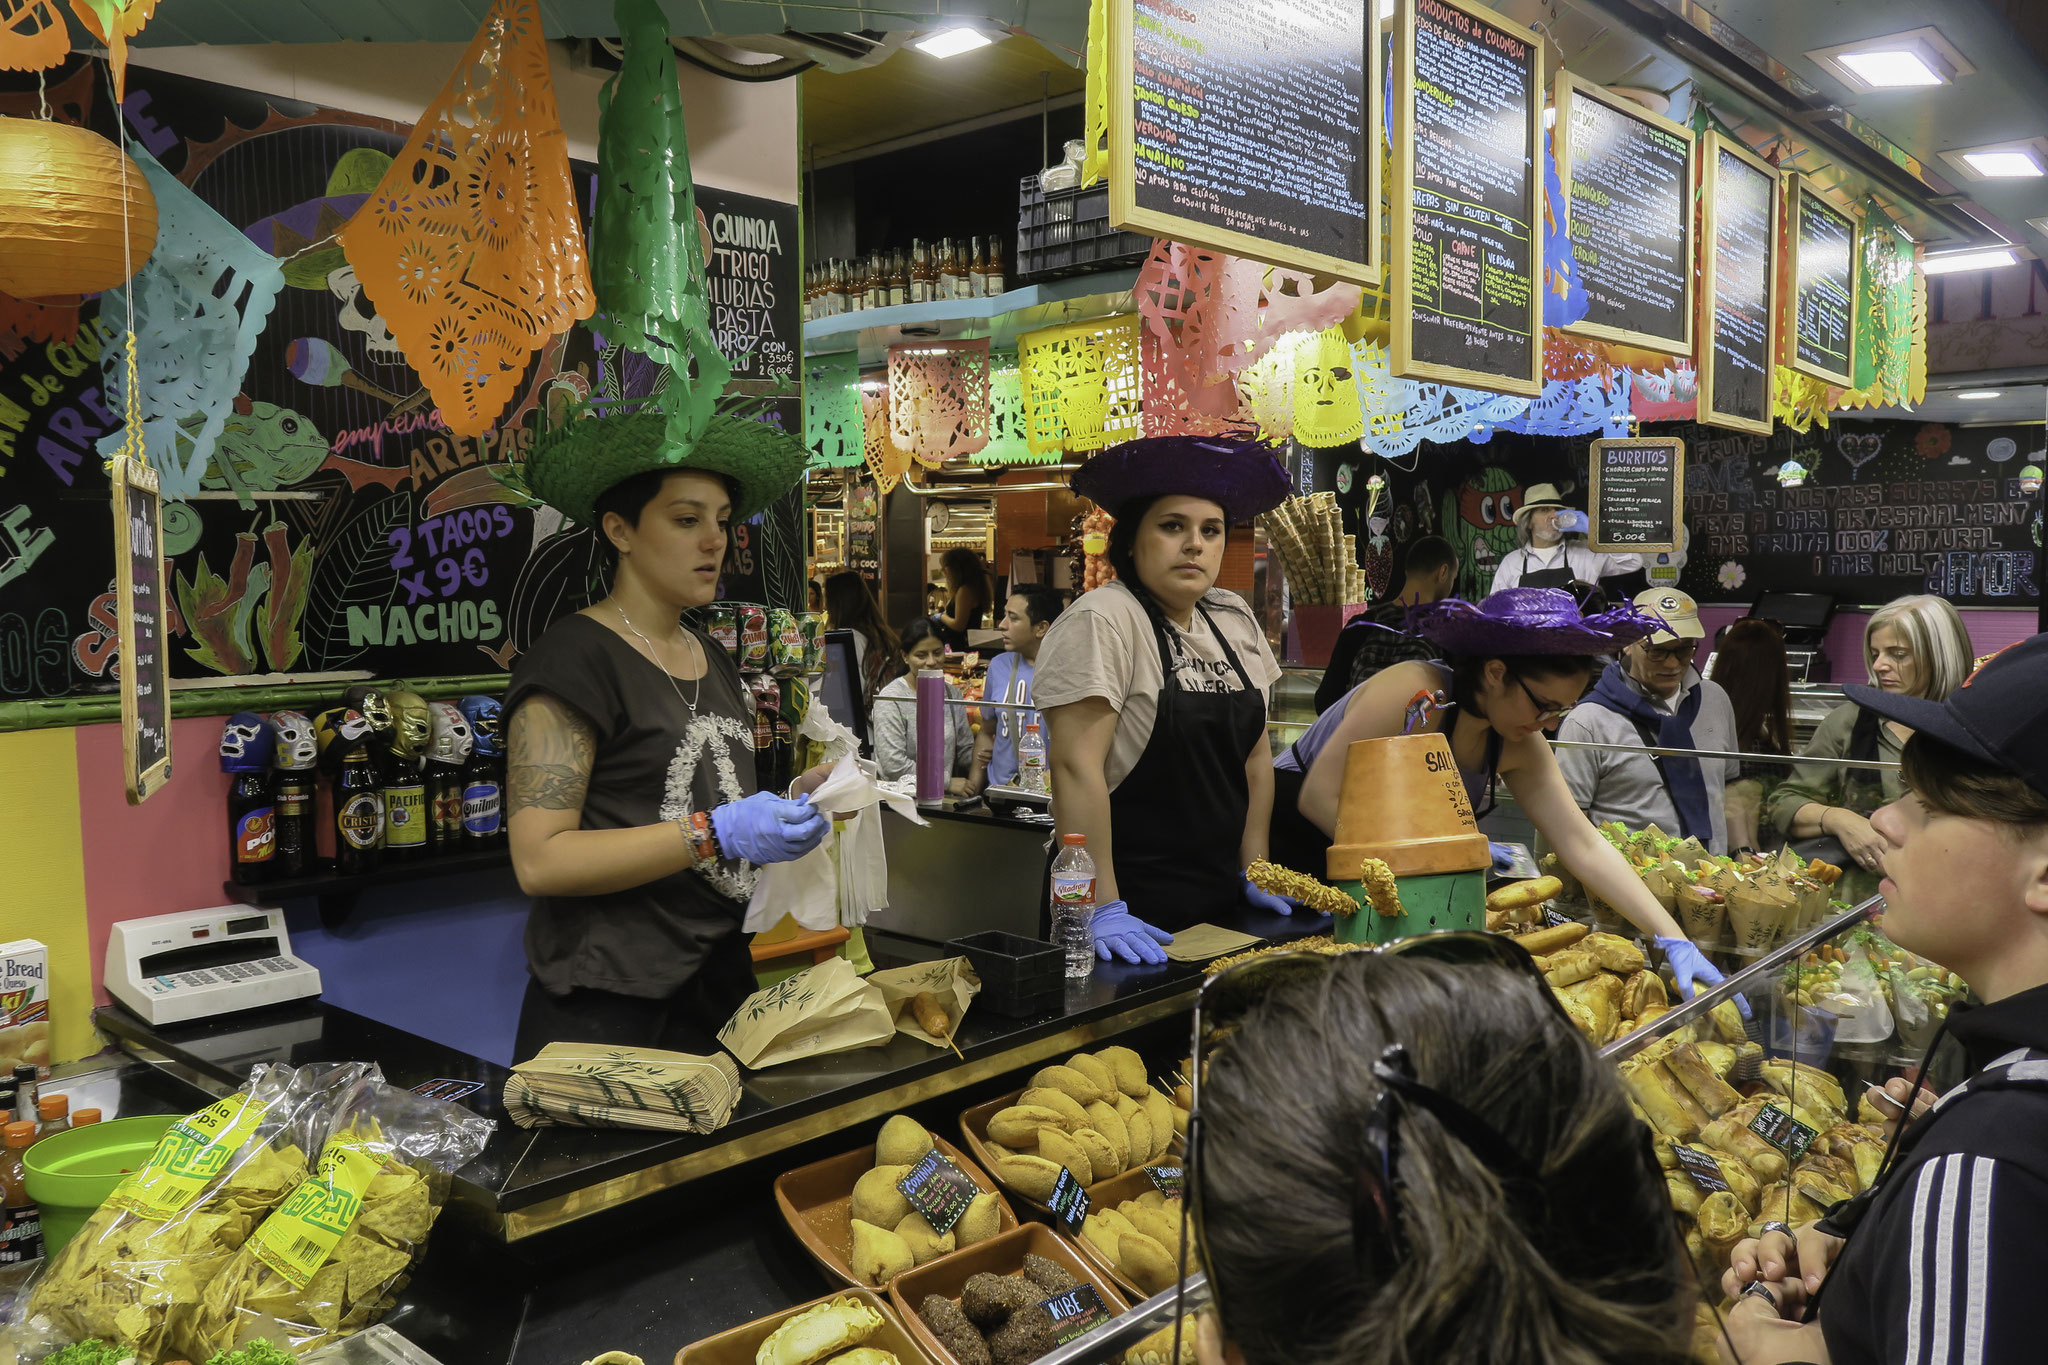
1326, 732, 1492, 882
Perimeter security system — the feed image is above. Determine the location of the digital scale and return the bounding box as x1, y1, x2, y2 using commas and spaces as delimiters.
105, 905, 322, 1025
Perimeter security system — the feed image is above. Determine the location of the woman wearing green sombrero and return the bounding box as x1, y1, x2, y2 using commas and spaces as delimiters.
504, 408, 832, 1061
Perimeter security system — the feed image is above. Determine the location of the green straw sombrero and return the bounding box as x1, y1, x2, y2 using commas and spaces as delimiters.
523, 405, 809, 527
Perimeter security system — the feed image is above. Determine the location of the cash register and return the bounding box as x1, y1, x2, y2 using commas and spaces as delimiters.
106, 905, 322, 1025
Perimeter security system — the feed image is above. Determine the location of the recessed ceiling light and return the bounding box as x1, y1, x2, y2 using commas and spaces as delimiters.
1962, 149, 2045, 177
1836, 48, 1949, 87
1956, 390, 2004, 400
1922, 248, 2020, 274
1807, 28, 1974, 93
914, 27, 994, 58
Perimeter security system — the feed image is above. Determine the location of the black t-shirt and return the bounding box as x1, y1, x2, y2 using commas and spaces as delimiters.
507, 613, 760, 999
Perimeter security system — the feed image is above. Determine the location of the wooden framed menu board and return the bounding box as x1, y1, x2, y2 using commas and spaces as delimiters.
1107, 0, 1379, 284
1785, 175, 1859, 386
1392, 0, 1545, 396
1588, 437, 1684, 555
1554, 72, 1694, 356
1697, 132, 1780, 435
111, 455, 172, 803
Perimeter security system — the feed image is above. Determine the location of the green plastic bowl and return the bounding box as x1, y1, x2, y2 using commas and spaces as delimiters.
24, 1113, 179, 1254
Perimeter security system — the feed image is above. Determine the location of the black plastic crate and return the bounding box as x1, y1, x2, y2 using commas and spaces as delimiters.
949, 929, 1066, 1016
1017, 173, 1152, 283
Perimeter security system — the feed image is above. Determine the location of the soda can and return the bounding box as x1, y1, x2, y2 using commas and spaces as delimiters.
707, 605, 739, 664
769, 609, 806, 677
798, 612, 825, 673
739, 605, 769, 671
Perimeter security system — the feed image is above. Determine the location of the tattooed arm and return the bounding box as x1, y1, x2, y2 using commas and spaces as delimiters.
506, 692, 701, 898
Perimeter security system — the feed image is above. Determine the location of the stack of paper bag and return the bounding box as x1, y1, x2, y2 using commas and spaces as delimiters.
718, 956, 895, 1068
503, 1043, 743, 1132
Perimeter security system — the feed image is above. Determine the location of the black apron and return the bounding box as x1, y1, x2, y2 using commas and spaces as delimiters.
1108, 601, 1267, 932
1514, 547, 1577, 591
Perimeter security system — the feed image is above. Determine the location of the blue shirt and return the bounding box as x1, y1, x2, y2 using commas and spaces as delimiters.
982, 651, 1038, 787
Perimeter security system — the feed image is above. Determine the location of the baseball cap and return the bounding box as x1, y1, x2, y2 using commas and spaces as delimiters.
1844, 634, 2048, 800
1634, 587, 1704, 642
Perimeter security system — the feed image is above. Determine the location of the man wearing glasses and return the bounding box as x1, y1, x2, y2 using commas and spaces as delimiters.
1555, 589, 1739, 855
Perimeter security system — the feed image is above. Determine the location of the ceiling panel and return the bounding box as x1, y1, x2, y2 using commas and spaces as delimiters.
802, 32, 1084, 162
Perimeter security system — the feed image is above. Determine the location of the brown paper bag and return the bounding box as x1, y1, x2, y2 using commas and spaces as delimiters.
1676, 883, 1727, 946
1639, 864, 1680, 914
868, 956, 982, 1047
718, 957, 895, 1068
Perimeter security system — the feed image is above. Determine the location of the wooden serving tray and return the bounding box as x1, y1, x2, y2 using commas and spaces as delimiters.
1053, 1165, 1189, 1303
675, 1287, 936, 1365
958, 1092, 1185, 1218
775, 1136, 1018, 1290
886, 1224, 1131, 1365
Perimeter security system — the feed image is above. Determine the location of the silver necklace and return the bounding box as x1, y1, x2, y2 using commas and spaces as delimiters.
611, 601, 702, 714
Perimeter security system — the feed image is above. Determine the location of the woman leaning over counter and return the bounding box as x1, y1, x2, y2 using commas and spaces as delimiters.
1033, 435, 1302, 964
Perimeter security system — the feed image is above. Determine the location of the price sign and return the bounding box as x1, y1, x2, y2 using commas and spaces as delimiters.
1542, 906, 1574, 928
1555, 73, 1695, 355
1749, 1103, 1818, 1162
1107, 0, 1380, 284
1048, 1166, 1091, 1235
1673, 1144, 1732, 1195
898, 1150, 982, 1236
1786, 176, 1859, 387
112, 456, 171, 803
1145, 1165, 1185, 1200
1392, 0, 1546, 396
1044, 1285, 1113, 1345
1697, 133, 1780, 435
1588, 437, 1684, 554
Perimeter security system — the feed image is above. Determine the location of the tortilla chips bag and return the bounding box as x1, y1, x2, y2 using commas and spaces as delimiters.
28, 1063, 373, 1362
181, 1075, 492, 1358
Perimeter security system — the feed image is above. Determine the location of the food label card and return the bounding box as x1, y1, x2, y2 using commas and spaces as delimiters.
898, 1150, 980, 1235
1048, 1167, 1090, 1234
1145, 1165, 1185, 1200
1749, 1104, 1818, 1161
1044, 1284, 1112, 1344
1673, 1145, 1731, 1194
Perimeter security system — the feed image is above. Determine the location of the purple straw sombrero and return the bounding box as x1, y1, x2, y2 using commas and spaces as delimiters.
1070, 432, 1291, 522
1406, 588, 1664, 656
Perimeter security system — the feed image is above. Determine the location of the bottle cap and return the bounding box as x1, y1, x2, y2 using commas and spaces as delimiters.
37, 1095, 66, 1119
1025, 722, 1041, 731
1062, 832, 1086, 845
2, 1120, 32, 1148
10, 1064, 31, 1083
72, 1109, 101, 1126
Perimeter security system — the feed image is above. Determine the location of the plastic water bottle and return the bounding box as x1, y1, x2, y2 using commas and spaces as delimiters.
1049, 833, 1096, 977
1017, 721, 1048, 794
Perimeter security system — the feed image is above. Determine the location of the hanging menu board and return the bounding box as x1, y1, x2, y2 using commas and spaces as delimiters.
1554, 73, 1694, 355
1588, 437, 1684, 554
112, 457, 172, 803
1787, 176, 1859, 386
1107, 0, 1379, 284
1392, 0, 1545, 396
1698, 133, 1780, 435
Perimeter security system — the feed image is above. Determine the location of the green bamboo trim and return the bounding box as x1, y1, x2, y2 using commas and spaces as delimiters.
0, 674, 507, 734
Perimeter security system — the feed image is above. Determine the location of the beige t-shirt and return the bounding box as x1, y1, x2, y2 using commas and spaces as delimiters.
1033, 579, 1281, 791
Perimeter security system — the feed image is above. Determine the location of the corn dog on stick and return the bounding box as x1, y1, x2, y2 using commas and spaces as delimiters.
1246, 859, 1362, 917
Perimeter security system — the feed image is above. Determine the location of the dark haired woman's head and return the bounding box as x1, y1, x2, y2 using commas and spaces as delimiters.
940, 547, 987, 589
1710, 619, 1793, 756
1446, 653, 1597, 741
822, 572, 898, 698
1104, 493, 1229, 618
898, 616, 949, 671
1199, 954, 1690, 1365
591, 468, 735, 609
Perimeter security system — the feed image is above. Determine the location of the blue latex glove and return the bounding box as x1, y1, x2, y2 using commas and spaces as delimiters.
1490, 842, 1518, 877
711, 792, 829, 865
1242, 871, 1307, 917
1657, 935, 1750, 1017
1090, 900, 1174, 965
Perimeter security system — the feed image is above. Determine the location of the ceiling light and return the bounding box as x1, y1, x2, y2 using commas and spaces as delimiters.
1956, 390, 2004, 400
1835, 48, 1949, 87
1941, 138, 2048, 182
914, 27, 993, 58
1922, 248, 2019, 274
1962, 149, 2045, 177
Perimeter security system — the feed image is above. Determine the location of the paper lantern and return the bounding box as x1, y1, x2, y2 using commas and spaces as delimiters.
0, 118, 158, 297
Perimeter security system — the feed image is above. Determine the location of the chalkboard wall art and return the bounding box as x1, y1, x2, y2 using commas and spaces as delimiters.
1107, 0, 1379, 284
1392, 0, 1545, 396
1697, 132, 1779, 436
1588, 436, 1684, 554
111, 455, 171, 799
0, 62, 802, 704
1554, 73, 1694, 356
1785, 175, 1859, 387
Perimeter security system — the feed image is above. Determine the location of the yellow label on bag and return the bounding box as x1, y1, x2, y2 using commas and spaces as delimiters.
104, 1093, 263, 1219
248, 1137, 382, 1289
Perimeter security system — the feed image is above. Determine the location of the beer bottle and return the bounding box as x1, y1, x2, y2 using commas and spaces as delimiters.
333, 746, 385, 874
457, 695, 506, 847
426, 701, 473, 854
382, 760, 427, 861
220, 713, 276, 884
268, 710, 318, 878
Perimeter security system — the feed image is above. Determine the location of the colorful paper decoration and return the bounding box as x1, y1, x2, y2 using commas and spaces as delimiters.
1838, 209, 1921, 411
1234, 342, 1295, 442
0, 118, 158, 297
0, 289, 80, 347
859, 383, 911, 493
1629, 365, 1698, 423
1135, 239, 1241, 438
1541, 127, 1590, 329
1499, 373, 1634, 438
804, 349, 864, 467
1293, 327, 1364, 447
96, 142, 285, 501
1349, 340, 1532, 457
1, 0, 69, 72
1021, 314, 1142, 455
338, 0, 593, 439
889, 339, 991, 464
67, 0, 155, 99
1772, 365, 1835, 435
586, 0, 725, 451
973, 352, 1051, 465
1138, 326, 1240, 439
1080, 0, 1109, 189
1204, 257, 1360, 381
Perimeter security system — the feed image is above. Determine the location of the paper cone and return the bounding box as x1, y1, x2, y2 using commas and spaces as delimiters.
1677, 885, 1726, 945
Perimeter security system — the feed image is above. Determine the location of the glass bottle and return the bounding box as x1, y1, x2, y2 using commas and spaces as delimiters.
333, 746, 385, 874
870, 252, 889, 309
0, 1121, 42, 1267
969, 237, 987, 297
909, 240, 932, 303
34, 1095, 67, 1141
888, 249, 908, 307
936, 238, 958, 300
984, 237, 1006, 296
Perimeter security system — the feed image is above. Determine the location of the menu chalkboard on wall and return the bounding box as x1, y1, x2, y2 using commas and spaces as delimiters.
1787, 177, 1859, 386
1108, 0, 1379, 283
112, 457, 172, 803
1392, 0, 1545, 396
1554, 74, 1694, 355
1588, 437, 1684, 553
1698, 133, 1779, 435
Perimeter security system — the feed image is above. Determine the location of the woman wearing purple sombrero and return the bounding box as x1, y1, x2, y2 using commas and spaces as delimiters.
1266, 588, 1727, 997
1032, 434, 1298, 964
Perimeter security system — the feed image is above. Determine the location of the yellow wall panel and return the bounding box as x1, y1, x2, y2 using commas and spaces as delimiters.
0, 728, 93, 1066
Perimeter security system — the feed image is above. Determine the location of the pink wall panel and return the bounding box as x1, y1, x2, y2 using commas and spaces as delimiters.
1696, 605, 2036, 683
74, 715, 238, 1005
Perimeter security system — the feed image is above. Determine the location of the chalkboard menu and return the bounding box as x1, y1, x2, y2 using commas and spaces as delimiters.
1698, 133, 1779, 436
1588, 437, 1684, 554
112, 457, 172, 803
1392, 0, 1545, 396
1554, 74, 1694, 355
1787, 177, 1859, 386
1107, 0, 1378, 283
847, 481, 882, 590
